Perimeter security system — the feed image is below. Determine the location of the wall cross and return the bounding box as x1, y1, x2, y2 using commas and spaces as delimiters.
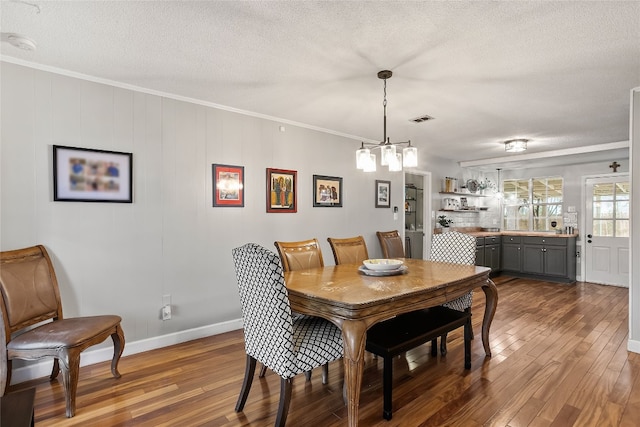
609, 161, 620, 172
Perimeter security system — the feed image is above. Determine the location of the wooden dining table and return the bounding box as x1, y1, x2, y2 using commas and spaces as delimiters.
284, 258, 497, 427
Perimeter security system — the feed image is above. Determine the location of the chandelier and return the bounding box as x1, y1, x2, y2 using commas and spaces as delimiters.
356, 70, 418, 172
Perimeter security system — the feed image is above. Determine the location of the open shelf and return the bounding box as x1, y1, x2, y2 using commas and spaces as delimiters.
439, 192, 489, 197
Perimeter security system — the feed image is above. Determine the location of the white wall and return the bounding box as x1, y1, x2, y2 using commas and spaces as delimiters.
630, 87, 640, 353
1, 62, 416, 378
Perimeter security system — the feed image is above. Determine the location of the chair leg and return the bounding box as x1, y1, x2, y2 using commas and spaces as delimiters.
275, 377, 293, 427
235, 355, 257, 412
430, 339, 437, 357
321, 363, 329, 385
466, 307, 474, 340
259, 363, 268, 378
110, 324, 125, 378
382, 356, 393, 420
464, 318, 472, 370
305, 370, 312, 381
440, 334, 448, 355
59, 349, 82, 417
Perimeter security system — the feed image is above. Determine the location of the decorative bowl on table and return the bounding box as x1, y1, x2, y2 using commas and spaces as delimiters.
362, 259, 404, 271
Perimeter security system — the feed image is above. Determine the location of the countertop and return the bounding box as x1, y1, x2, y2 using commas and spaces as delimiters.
435, 227, 578, 238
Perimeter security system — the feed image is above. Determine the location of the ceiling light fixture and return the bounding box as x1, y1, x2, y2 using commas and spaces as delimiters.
356, 70, 418, 172
504, 138, 528, 153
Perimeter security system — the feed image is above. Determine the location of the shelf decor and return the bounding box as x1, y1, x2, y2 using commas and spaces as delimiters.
53, 145, 133, 203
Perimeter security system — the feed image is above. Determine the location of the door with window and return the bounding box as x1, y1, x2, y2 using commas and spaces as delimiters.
585, 176, 629, 287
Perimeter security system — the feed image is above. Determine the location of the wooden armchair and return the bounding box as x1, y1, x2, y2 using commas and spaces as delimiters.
327, 236, 369, 265
0, 245, 125, 417
376, 230, 405, 258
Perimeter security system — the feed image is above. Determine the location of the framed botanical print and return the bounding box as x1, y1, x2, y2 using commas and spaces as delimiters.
313, 175, 343, 207
375, 180, 391, 208
267, 168, 297, 213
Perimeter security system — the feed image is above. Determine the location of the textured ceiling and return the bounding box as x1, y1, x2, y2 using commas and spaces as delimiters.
2, 1, 639, 170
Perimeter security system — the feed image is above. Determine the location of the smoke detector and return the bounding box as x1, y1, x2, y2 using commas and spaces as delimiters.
1, 33, 37, 51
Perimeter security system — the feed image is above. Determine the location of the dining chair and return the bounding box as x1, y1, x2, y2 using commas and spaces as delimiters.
376, 230, 405, 258
430, 231, 477, 355
0, 245, 125, 418
231, 243, 343, 427
274, 238, 324, 272
327, 236, 369, 265
272, 238, 327, 382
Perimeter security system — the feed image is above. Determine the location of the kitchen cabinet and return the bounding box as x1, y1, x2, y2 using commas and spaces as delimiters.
501, 236, 522, 272
515, 235, 576, 282
475, 237, 485, 266
475, 236, 501, 273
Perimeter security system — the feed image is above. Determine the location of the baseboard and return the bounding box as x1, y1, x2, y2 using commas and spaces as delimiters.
10, 318, 243, 386
628, 339, 640, 354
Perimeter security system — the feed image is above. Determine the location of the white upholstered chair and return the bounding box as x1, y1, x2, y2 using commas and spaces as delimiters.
231, 243, 343, 427
430, 231, 477, 354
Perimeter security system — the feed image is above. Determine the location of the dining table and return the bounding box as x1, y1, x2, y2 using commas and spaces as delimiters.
284, 258, 497, 427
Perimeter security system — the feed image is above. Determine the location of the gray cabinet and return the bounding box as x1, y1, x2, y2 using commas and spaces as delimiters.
519, 236, 576, 282
475, 236, 501, 273
501, 236, 522, 272
475, 237, 485, 266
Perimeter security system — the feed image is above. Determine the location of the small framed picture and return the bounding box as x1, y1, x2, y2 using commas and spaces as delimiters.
460, 197, 468, 209
212, 164, 244, 207
375, 180, 391, 208
313, 175, 343, 207
267, 168, 297, 213
53, 145, 133, 203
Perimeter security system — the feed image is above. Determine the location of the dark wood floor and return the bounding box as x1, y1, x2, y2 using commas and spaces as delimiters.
11, 276, 639, 426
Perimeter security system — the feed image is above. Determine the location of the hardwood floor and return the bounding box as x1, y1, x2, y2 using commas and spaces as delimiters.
11, 276, 639, 426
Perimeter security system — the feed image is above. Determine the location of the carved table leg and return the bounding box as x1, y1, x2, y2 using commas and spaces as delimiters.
481, 278, 499, 357
341, 319, 367, 427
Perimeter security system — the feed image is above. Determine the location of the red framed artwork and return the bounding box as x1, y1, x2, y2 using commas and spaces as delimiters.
266, 168, 297, 213
212, 164, 244, 207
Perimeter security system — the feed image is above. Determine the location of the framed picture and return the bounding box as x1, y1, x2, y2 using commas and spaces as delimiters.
53, 145, 133, 203
266, 168, 297, 213
212, 164, 244, 207
375, 180, 391, 208
313, 175, 343, 207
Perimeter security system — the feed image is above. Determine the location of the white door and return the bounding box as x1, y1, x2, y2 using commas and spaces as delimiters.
584, 176, 630, 286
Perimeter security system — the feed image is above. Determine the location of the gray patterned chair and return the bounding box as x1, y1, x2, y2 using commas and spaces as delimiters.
232, 243, 343, 427
430, 231, 477, 354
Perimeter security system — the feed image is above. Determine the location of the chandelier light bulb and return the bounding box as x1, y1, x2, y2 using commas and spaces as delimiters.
356, 147, 370, 170
403, 146, 418, 168
363, 153, 377, 172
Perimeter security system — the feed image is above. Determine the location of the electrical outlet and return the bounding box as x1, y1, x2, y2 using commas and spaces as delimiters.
161, 294, 172, 320
161, 304, 172, 320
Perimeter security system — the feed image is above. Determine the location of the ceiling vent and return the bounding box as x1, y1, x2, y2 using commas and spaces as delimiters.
410, 115, 434, 123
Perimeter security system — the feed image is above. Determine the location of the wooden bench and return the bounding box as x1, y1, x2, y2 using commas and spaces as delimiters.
1, 388, 35, 427
366, 306, 472, 420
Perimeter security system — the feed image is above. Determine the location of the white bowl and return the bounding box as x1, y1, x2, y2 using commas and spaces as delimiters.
363, 259, 404, 271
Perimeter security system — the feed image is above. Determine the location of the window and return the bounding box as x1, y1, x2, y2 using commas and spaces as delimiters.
502, 177, 563, 231
592, 181, 629, 237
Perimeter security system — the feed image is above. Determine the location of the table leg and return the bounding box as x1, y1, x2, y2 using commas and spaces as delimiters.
481, 278, 499, 356
341, 319, 367, 427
